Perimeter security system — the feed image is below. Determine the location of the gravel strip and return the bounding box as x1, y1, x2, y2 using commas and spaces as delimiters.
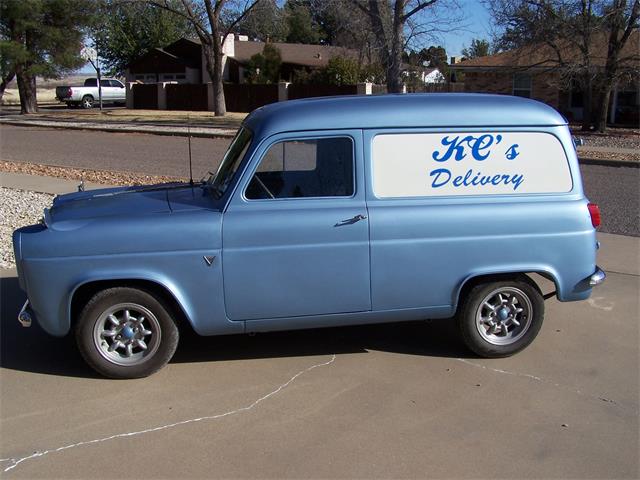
579, 150, 640, 163
1, 160, 186, 186
571, 127, 640, 149
0, 187, 54, 269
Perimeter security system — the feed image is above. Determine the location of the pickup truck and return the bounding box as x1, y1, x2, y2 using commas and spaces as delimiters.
55, 78, 126, 108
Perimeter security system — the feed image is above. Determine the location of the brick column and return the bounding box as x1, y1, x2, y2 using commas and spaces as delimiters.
357, 82, 373, 95
126, 82, 135, 109
278, 82, 290, 102
157, 83, 168, 110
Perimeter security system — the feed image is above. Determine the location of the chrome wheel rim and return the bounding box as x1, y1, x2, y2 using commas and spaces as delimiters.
93, 303, 161, 366
475, 287, 532, 345
83, 98, 92, 108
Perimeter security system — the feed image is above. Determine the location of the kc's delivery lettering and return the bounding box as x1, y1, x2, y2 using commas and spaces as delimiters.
430, 134, 524, 191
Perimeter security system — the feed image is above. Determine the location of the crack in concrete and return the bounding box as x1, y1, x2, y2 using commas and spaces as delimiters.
2, 354, 336, 474
456, 358, 638, 415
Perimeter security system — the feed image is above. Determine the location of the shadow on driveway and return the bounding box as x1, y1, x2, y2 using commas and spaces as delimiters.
1, 274, 468, 379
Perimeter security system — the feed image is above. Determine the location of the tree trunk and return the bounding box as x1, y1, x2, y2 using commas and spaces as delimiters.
202, 34, 226, 117
386, 1, 405, 93
595, 82, 613, 133
15, 64, 37, 114
580, 75, 592, 131
0, 71, 15, 102
212, 33, 226, 117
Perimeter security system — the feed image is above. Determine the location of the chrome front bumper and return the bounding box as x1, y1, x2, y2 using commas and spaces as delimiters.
589, 266, 606, 286
18, 300, 33, 327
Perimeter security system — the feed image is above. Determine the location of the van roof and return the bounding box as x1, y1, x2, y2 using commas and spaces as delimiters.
243, 93, 567, 137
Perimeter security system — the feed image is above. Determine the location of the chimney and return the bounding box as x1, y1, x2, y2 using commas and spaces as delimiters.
222, 33, 235, 57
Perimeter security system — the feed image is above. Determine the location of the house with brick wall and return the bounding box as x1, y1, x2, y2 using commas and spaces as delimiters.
451, 32, 639, 126
125, 35, 357, 85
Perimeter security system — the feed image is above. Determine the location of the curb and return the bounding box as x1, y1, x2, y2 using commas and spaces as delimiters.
0, 119, 236, 139
578, 157, 639, 169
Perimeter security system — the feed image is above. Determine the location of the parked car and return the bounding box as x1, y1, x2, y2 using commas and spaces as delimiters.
13, 94, 605, 379
55, 78, 125, 108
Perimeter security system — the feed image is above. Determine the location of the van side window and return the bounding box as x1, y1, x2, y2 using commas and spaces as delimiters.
246, 137, 354, 200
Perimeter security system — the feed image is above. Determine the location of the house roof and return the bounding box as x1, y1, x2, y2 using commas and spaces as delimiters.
128, 48, 190, 74
233, 41, 356, 67
179, 37, 356, 67
243, 93, 566, 140
453, 30, 639, 71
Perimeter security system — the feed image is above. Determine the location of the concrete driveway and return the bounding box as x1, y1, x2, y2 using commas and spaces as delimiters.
1, 233, 638, 478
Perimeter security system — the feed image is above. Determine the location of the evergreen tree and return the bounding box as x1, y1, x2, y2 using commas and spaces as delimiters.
462, 38, 490, 59
285, 1, 323, 44
0, 0, 93, 113
93, 0, 193, 76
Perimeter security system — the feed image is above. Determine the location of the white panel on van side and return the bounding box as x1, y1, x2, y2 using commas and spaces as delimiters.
371, 132, 572, 198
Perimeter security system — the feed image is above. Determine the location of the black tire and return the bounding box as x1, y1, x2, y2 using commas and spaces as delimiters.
76, 287, 179, 379
81, 95, 94, 109
457, 277, 544, 358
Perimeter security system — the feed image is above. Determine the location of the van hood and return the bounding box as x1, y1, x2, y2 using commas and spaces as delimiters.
47, 183, 218, 225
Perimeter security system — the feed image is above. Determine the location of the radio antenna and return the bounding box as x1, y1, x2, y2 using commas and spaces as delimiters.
187, 114, 194, 186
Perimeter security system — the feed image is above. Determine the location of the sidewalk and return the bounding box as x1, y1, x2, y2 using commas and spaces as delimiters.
0, 113, 637, 167
0, 171, 115, 194
0, 116, 237, 138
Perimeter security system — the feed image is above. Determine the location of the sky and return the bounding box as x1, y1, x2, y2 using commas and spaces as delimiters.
438, 0, 493, 57
78, 0, 494, 74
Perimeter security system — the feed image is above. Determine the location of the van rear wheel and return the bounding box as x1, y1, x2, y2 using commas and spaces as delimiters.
457, 278, 544, 358
76, 287, 179, 378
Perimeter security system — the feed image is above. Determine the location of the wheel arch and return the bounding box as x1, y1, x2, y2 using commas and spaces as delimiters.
453, 267, 560, 313
69, 277, 194, 334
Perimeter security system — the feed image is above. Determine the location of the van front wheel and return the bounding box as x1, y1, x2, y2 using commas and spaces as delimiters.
76, 287, 179, 378
457, 279, 544, 358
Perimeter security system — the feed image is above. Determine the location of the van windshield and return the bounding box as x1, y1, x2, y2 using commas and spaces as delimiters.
207, 127, 252, 199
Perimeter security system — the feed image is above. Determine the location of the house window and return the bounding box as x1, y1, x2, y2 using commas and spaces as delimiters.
513, 73, 532, 98
175, 74, 186, 80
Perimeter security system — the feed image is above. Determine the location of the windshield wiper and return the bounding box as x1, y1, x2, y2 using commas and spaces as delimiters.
92, 181, 204, 198
200, 171, 216, 183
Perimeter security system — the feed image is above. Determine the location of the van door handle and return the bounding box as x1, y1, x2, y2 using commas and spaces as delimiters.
334, 214, 367, 227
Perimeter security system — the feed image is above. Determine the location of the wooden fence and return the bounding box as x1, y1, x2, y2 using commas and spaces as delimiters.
406, 83, 465, 93
288, 84, 358, 100
223, 84, 279, 113
131, 84, 158, 109
166, 84, 209, 111
127, 82, 466, 112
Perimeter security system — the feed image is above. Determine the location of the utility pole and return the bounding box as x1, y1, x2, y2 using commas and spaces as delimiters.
81, 44, 103, 111
96, 44, 103, 110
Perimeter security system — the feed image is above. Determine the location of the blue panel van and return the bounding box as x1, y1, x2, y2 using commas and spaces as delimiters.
13, 94, 605, 378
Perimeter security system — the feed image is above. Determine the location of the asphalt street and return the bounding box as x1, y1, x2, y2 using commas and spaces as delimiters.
1, 125, 638, 236
0, 125, 231, 180
0, 233, 638, 478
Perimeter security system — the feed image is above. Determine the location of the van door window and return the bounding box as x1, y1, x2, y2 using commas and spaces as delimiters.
245, 137, 354, 200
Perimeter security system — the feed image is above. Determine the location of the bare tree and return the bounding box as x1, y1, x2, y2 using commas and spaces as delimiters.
348, 0, 464, 93
150, 0, 260, 116
488, 0, 639, 131
596, 0, 639, 131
